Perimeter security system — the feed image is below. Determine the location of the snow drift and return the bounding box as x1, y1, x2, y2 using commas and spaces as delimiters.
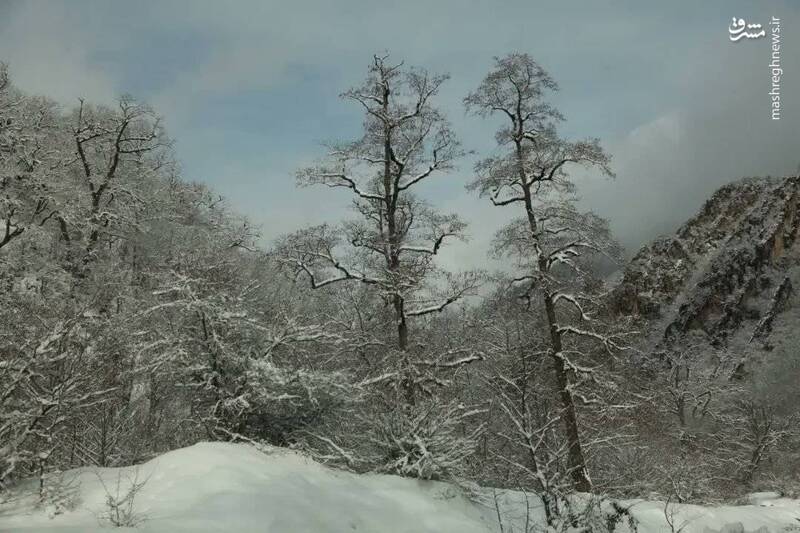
1, 442, 798, 532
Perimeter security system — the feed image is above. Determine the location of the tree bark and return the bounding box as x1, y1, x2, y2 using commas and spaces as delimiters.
519, 145, 592, 492
544, 291, 592, 492
379, 71, 415, 405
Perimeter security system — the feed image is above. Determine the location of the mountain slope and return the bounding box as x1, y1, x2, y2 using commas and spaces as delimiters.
613, 176, 800, 359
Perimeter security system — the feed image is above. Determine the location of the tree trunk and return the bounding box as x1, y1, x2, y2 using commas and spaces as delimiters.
544, 291, 593, 492
522, 167, 592, 492
380, 75, 415, 405
395, 295, 415, 405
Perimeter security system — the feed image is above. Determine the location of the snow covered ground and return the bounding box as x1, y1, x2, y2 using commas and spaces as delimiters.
1, 442, 798, 532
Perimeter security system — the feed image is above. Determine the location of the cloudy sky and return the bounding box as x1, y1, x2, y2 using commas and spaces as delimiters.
1, 0, 798, 270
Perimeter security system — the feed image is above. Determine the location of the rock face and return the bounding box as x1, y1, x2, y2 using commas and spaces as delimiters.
613, 176, 800, 353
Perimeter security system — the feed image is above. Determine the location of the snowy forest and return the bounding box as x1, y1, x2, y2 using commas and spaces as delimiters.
1, 50, 799, 532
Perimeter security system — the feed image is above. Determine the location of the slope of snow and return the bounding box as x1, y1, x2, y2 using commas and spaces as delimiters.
0, 443, 500, 533
1, 442, 798, 533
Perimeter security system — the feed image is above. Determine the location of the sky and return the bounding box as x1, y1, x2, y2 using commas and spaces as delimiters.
1, 0, 798, 271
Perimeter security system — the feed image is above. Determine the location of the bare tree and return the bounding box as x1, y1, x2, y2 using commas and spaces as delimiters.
283, 54, 479, 404
0, 64, 60, 252
653, 345, 733, 435
466, 53, 620, 492
488, 361, 569, 525
0, 306, 112, 489
96, 466, 150, 527
67, 96, 169, 271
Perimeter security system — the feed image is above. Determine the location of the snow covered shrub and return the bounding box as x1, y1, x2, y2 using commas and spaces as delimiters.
37, 470, 80, 518
560, 497, 639, 533
96, 467, 149, 528
0, 304, 114, 488
488, 490, 639, 533
370, 400, 485, 481
214, 359, 356, 446
733, 341, 800, 490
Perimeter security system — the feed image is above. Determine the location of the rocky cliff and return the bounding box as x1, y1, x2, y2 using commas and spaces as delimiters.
613, 176, 799, 358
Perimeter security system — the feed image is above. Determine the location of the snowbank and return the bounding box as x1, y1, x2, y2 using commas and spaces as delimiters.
1, 442, 798, 532
0, 443, 497, 532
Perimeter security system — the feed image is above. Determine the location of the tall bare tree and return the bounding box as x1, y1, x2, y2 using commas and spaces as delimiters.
466, 53, 620, 491
67, 96, 168, 271
0, 63, 61, 252
284, 54, 479, 404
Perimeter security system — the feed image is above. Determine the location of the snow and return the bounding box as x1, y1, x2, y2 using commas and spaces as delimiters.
627, 497, 800, 532
0, 443, 493, 533
1, 443, 799, 533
